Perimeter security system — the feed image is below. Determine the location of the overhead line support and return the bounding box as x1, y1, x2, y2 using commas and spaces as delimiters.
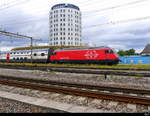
0, 30, 34, 63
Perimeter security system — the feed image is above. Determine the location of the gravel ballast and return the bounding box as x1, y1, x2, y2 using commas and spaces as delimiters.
0, 68, 150, 89
0, 68, 149, 113
0, 97, 66, 113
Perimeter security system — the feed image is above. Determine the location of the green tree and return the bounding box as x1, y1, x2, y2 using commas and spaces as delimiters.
126, 49, 135, 56
117, 50, 126, 56
117, 49, 136, 56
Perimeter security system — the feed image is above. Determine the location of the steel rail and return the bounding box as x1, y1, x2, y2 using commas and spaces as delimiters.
0, 64, 150, 71
0, 75, 150, 95
0, 65, 150, 77
0, 79, 150, 105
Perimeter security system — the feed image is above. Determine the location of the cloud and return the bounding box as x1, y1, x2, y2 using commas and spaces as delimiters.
0, 0, 150, 53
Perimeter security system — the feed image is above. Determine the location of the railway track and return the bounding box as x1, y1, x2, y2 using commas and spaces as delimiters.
0, 75, 150, 105
0, 75, 150, 95
0, 65, 150, 77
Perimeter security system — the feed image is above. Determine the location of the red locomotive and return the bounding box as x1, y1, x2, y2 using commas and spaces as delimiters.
50, 46, 120, 65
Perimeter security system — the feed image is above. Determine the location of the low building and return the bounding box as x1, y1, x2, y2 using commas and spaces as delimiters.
141, 44, 150, 56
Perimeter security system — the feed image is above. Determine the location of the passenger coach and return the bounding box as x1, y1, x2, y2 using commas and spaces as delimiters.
0, 48, 53, 63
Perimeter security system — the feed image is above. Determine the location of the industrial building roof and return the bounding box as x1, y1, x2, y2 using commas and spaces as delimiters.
141, 44, 150, 55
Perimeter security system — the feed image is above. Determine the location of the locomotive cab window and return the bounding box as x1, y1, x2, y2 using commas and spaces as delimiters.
50, 52, 56, 55
105, 50, 114, 54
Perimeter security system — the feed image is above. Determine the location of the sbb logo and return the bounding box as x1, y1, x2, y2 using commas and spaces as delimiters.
84, 50, 98, 59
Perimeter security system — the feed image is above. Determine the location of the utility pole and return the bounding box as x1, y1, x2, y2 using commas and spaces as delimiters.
0, 30, 40, 63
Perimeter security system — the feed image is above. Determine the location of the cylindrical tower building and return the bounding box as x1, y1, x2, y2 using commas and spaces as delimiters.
49, 3, 82, 46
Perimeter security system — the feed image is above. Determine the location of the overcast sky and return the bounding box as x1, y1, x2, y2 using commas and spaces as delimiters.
0, 0, 150, 52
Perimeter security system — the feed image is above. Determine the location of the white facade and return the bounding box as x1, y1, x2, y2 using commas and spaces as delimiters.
49, 3, 82, 46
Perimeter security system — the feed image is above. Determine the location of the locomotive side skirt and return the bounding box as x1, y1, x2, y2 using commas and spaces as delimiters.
50, 59, 119, 65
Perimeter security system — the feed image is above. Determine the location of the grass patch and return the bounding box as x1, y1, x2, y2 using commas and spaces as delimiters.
135, 74, 143, 80
48, 71, 56, 74
110, 74, 115, 79
0, 62, 150, 70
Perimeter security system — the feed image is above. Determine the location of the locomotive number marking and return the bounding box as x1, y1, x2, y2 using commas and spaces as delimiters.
84, 50, 99, 59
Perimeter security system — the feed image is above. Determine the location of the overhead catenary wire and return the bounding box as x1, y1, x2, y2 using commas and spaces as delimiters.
0, 0, 149, 28
1, 0, 149, 19
0, 0, 18, 8
2, 14, 150, 30
83, 16, 150, 29
0, 0, 149, 25
0, 0, 31, 11
0, 1, 150, 43
1, 0, 150, 27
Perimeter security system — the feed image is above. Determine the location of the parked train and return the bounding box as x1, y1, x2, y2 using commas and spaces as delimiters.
0, 46, 120, 65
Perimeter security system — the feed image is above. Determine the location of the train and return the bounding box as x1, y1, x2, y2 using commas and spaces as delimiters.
0, 46, 120, 65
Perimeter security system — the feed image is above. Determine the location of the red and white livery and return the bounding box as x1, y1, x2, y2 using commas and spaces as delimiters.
50, 46, 119, 65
